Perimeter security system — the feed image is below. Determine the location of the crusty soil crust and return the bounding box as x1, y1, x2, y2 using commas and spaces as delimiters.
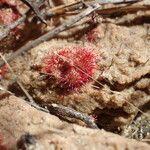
4, 23, 149, 133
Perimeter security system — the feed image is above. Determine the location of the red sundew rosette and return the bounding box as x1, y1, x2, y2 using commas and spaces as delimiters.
42, 47, 97, 92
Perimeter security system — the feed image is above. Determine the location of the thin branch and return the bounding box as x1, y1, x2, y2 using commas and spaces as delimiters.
48, 104, 98, 129
0, 15, 26, 41
0, 3, 100, 67
28, 102, 98, 129
94, 0, 141, 4
97, 3, 150, 16
45, 1, 84, 17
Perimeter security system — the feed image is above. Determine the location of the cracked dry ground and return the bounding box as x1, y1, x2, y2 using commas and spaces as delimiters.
0, 22, 150, 149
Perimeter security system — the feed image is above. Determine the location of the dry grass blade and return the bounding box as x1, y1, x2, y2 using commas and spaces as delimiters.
0, 53, 36, 104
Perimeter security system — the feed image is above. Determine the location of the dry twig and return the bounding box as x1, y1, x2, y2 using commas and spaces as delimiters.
0, 15, 26, 41
94, 0, 141, 4
48, 104, 98, 129
45, 1, 85, 17
97, 3, 150, 16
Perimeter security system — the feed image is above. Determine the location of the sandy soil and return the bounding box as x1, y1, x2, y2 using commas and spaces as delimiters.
0, 0, 150, 149
0, 93, 150, 149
